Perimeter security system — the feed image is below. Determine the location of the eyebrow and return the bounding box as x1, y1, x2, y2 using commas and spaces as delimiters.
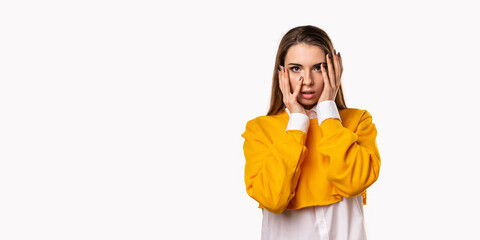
287, 62, 326, 67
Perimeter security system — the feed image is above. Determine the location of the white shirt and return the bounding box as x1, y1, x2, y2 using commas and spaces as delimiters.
261, 100, 367, 240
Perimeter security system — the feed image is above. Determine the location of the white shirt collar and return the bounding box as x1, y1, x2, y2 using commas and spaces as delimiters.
285, 103, 318, 119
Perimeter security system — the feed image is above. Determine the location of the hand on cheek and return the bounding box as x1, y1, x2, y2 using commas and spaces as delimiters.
278, 65, 307, 115
318, 50, 343, 103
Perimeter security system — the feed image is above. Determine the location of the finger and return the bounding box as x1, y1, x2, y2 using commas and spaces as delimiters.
337, 52, 343, 79
292, 76, 303, 99
284, 66, 292, 95
327, 53, 336, 87
281, 67, 288, 104
321, 62, 330, 88
277, 67, 282, 95
332, 51, 339, 79
332, 51, 341, 87
278, 66, 284, 95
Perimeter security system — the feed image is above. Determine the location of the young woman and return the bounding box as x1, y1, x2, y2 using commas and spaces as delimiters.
241, 25, 381, 240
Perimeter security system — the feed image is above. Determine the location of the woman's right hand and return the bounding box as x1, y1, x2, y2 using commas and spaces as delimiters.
278, 65, 306, 115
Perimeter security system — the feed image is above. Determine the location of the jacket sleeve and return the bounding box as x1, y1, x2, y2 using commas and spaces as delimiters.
317, 110, 381, 198
241, 120, 308, 214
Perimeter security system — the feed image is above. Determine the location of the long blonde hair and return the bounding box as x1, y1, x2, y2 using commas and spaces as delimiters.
267, 25, 347, 116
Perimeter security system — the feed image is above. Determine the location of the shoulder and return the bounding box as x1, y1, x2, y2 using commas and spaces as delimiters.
241, 110, 287, 139
339, 107, 372, 120
339, 108, 374, 130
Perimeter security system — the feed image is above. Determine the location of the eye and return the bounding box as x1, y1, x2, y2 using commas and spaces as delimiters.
314, 65, 325, 72
290, 67, 300, 72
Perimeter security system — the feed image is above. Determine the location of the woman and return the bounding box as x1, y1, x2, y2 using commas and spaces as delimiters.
241, 25, 381, 240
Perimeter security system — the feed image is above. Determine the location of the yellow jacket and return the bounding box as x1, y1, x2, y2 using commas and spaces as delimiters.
241, 108, 381, 214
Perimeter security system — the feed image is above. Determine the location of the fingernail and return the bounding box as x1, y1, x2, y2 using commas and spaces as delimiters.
328, 53, 332, 58
338, 52, 341, 57
299, 76, 303, 81
334, 49, 337, 55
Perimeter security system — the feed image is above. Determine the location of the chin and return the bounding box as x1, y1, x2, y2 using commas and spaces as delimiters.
299, 99, 318, 105
300, 99, 318, 110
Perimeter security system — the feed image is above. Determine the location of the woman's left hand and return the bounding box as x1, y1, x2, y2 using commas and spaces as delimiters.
318, 50, 343, 102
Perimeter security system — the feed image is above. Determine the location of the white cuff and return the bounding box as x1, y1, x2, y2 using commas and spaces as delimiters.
316, 100, 342, 125
286, 113, 310, 133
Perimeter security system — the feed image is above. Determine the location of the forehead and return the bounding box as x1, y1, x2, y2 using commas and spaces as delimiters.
285, 44, 326, 62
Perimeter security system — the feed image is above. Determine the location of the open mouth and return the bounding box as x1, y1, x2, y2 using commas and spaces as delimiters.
301, 92, 315, 99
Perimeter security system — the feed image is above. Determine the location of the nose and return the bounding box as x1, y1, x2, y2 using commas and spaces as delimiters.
302, 72, 313, 85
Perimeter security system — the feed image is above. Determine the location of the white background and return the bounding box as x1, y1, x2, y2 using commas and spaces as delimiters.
1, 0, 479, 239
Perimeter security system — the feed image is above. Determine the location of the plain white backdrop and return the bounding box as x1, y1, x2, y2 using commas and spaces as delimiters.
1, 0, 479, 239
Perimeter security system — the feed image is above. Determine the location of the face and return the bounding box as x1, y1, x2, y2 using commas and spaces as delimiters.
284, 43, 327, 110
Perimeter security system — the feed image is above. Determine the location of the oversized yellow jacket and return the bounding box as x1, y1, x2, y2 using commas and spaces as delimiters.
241, 107, 381, 214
